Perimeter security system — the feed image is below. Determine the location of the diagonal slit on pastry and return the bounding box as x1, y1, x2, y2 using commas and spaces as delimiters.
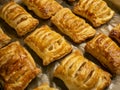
0, 41, 41, 90
51, 8, 96, 43
54, 50, 111, 90
24, 25, 72, 65
85, 33, 120, 75
22, 0, 63, 19
73, 0, 115, 27
0, 1, 39, 36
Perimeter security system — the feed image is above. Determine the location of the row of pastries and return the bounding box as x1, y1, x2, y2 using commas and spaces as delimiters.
0, 0, 120, 90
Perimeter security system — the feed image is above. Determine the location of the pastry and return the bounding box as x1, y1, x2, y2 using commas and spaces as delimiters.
0, 28, 11, 48
0, 41, 41, 90
85, 33, 120, 74
109, 24, 120, 43
22, 0, 63, 19
73, 0, 114, 27
54, 50, 111, 90
0, 1, 39, 36
33, 83, 58, 90
24, 25, 72, 65
51, 8, 96, 43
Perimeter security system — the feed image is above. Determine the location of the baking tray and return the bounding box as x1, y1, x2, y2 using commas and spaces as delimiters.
0, 0, 120, 90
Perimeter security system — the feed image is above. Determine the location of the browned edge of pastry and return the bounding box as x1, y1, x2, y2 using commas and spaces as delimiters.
109, 24, 120, 44
85, 33, 120, 75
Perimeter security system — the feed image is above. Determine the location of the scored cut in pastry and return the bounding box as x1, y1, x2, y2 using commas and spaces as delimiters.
0, 1, 39, 36
54, 50, 111, 90
0, 41, 41, 90
0, 28, 11, 48
51, 8, 96, 43
73, 0, 115, 27
24, 25, 72, 65
22, 0, 63, 19
85, 33, 120, 75
109, 24, 120, 43
33, 83, 58, 90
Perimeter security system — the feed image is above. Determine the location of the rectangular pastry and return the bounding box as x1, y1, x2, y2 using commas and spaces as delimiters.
24, 25, 72, 65
54, 50, 111, 90
0, 28, 11, 48
73, 0, 114, 27
33, 83, 58, 90
0, 1, 39, 36
51, 8, 96, 43
0, 41, 41, 90
22, 0, 63, 19
85, 33, 120, 75
109, 24, 120, 43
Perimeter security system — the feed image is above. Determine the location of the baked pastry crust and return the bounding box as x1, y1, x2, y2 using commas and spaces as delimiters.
85, 33, 120, 74
22, 0, 63, 19
24, 25, 72, 65
73, 0, 114, 27
0, 41, 41, 90
51, 8, 96, 43
54, 50, 111, 90
33, 83, 57, 90
0, 1, 39, 36
0, 28, 11, 48
109, 24, 120, 43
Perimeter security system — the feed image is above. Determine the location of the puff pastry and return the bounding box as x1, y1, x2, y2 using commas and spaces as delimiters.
24, 25, 72, 65
0, 28, 11, 48
51, 8, 96, 43
0, 41, 41, 90
22, 0, 63, 19
85, 33, 120, 74
0, 1, 39, 36
54, 50, 111, 90
109, 24, 120, 43
73, 0, 114, 27
33, 83, 58, 90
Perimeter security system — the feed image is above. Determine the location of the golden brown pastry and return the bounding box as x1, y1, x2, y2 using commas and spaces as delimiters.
73, 0, 114, 27
0, 1, 39, 36
85, 33, 120, 75
0, 28, 11, 48
33, 83, 58, 90
51, 8, 96, 43
54, 50, 111, 90
24, 25, 72, 65
109, 24, 120, 43
0, 41, 41, 90
22, 0, 63, 19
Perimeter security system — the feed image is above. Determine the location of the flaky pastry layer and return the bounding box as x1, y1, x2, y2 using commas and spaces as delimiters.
54, 50, 111, 90
73, 0, 114, 27
0, 41, 41, 90
24, 25, 72, 65
0, 1, 39, 36
22, 0, 63, 19
85, 33, 120, 74
51, 8, 96, 43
